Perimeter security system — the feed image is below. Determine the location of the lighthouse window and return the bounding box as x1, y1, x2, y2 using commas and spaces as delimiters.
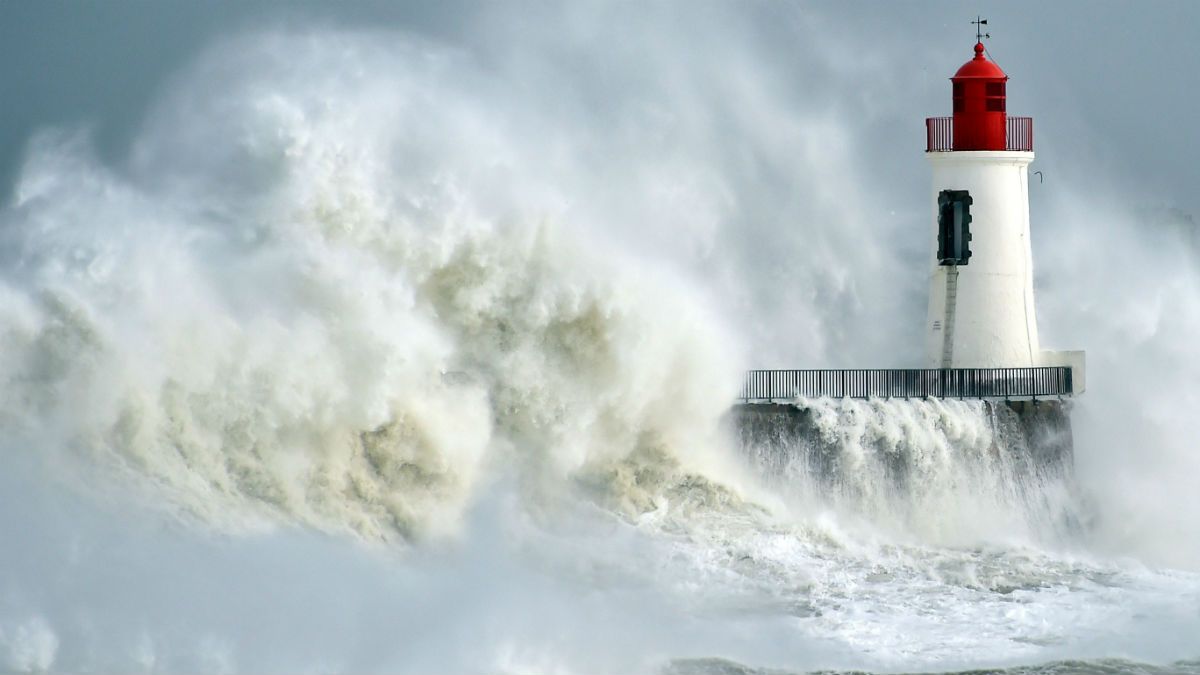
985, 82, 1005, 112
937, 190, 973, 266
952, 82, 965, 112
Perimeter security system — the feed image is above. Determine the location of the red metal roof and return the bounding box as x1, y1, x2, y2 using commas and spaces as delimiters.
953, 42, 1007, 80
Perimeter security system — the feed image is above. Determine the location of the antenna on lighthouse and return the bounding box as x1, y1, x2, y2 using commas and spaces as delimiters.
972, 16, 991, 42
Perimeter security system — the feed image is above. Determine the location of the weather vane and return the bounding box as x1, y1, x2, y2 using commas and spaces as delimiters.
972, 16, 991, 43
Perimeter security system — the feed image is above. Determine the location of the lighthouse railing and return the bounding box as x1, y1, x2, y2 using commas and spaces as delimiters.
926, 117, 954, 152
1006, 117, 1033, 151
737, 366, 1072, 402
925, 117, 1034, 152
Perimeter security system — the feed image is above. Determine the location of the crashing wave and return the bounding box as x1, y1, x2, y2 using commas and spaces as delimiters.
0, 31, 743, 541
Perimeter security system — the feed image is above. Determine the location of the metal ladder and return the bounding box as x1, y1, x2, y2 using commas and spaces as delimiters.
941, 267, 959, 368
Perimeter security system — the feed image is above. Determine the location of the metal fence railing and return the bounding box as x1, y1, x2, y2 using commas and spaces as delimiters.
925, 116, 1034, 152
738, 367, 1073, 402
1006, 116, 1034, 151
926, 116, 954, 152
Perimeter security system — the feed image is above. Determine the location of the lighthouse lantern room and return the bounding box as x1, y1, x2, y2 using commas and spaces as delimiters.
951, 42, 1008, 151
922, 32, 1085, 391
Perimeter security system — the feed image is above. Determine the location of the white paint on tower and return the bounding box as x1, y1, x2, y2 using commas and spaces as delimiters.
924, 150, 1039, 369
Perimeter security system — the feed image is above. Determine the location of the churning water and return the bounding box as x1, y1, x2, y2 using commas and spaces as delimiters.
0, 27, 1198, 675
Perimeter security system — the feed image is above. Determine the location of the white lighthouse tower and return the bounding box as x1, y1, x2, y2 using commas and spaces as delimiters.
923, 36, 1085, 391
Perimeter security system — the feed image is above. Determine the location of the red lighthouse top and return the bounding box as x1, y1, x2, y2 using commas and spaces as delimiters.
951, 42, 1008, 150
954, 42, 1007, 80
926, 37, 1032, 153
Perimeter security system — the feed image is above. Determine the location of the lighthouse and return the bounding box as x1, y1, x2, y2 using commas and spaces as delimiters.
922, 36, 1085, 391
736, 26, 1083, 404
733, 25, 1084, 507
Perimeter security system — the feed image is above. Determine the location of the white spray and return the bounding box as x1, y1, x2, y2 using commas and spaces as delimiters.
0, 31, 745, 542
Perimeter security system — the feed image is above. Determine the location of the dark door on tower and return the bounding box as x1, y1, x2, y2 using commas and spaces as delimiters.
937, 190, 973, 265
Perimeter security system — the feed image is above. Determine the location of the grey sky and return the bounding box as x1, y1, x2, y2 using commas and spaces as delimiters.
3, 2, 1198, 213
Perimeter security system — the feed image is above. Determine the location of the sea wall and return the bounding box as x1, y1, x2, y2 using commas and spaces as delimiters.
726, 398, 1078, 543
730, 399, 1073, 471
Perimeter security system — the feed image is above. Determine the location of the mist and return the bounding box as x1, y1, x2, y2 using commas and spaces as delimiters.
2, 3, 1200, 673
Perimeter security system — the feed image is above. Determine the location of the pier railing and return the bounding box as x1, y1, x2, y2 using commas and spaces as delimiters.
738, 367, 1072, 402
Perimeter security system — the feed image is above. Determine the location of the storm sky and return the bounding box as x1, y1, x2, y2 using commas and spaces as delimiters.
4, 1, 1197, 207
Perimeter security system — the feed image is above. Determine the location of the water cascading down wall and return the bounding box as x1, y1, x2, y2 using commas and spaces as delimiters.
727, 398, 1076, 541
